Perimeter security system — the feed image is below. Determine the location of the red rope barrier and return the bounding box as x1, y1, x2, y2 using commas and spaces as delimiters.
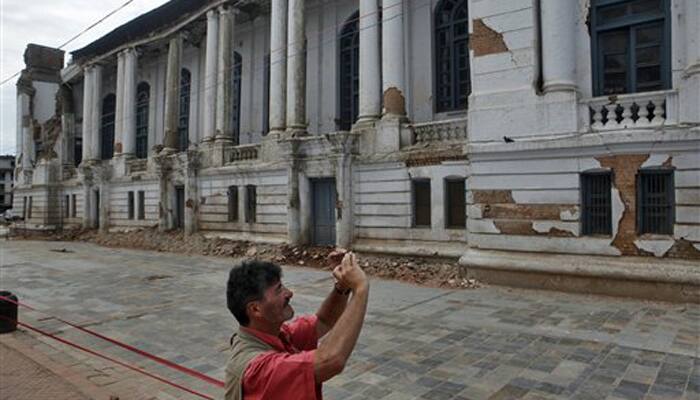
0, 295, 225, 390
0, 315, 216, 400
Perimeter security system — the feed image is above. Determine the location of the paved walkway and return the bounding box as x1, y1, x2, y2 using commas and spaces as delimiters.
0, 239, 698, 399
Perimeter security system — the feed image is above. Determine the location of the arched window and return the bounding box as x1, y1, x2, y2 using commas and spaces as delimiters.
100, 94, 116, 160
435, 0, 469, 113
231, 52, 242, 144
178, 69, 191, 152
338, 11, 360, 131
136, 82, 150, 159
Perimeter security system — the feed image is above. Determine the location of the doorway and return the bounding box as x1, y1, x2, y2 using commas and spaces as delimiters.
175, 186, 185, 230
311, 178, 337, 246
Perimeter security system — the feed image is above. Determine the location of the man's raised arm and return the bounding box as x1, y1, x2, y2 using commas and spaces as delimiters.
313, 253, 369, 383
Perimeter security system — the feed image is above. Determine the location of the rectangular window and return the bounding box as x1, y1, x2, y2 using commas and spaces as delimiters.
128, 191, 135, 220
413, 180, 431, 227
137, 191, 145, 220
638, 169, 674, 234
71, 194, 77, 218
592, 0, 670, 96
581, 172, 612, 235
64, 195, 70, 218
245, 185, 256, 223
446, 179, 466, 228
262, 55, 270, 135
23, 197, 27, 219
228, 186, 239, 222
27, 196, 33, 219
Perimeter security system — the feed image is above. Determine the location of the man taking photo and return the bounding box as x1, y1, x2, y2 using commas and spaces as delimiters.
225, 251, 369, 400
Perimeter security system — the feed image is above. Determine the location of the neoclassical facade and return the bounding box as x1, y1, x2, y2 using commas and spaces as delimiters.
13, 0, 700, 286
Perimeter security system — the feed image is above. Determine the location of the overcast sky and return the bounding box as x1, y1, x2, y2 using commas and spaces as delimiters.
0, 0, 171, 156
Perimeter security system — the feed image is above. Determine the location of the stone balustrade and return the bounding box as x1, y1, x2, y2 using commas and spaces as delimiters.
228, 144, 260, 163
586, 90, 677, 131
127, 159, 148, 173
411, 117, 468, 144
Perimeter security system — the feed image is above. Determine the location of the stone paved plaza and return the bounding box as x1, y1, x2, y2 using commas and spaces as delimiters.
0, 240, 698, 399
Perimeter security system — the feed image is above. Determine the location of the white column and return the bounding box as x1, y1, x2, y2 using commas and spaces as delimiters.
18, 91, 33, 170
541, 0, 576, 92
163, 35, 183, 151
114, 52, 125, 154
269, 0, 288, 134
687, 0, 700, 75
203, 9, 219, 142
357, 0, 381, 125
381, 0, 407, 117
81, 67, 94, 162
215, 6, 234, 142
286, 0, 306, 133
90, 65, 103, 161
122, 48, 137, 156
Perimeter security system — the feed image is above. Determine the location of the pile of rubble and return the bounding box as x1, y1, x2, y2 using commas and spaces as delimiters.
9, 227, 480, 290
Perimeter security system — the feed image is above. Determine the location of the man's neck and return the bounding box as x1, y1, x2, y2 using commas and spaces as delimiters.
245, 320, 282, 337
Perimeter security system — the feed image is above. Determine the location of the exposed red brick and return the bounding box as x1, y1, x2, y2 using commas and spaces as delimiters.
470, 19, 508, 57
472, 190, 515, 204
483, 204, 573, 220
383, 87, 406, 115
494, 220, 575, 237
596, 154, 649, 256
666, 238, 700, 260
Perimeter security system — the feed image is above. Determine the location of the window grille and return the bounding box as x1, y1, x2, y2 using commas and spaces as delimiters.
178, 69, 191, 152
591, 0, 670, 96
128, 191, 135, 220
228, 186, 239, 222
245, 185, 256, 223
435, 0, 469, 112
413, 180, 431, 227
338, 11, 360, 131
137, 191, 145, 220
136, 83, 150, 159
101, 94, 116, 160
581, 172, 612, 235
637, 169, 674, 234
446, 179, 466, 228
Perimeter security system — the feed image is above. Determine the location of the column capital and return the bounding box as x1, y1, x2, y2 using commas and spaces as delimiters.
206, 8, 218, 20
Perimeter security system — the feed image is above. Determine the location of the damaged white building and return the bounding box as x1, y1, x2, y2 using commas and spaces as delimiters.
13, 0, 700, 299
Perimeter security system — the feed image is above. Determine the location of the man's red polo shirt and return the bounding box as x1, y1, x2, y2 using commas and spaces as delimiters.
240, 315, 322, 400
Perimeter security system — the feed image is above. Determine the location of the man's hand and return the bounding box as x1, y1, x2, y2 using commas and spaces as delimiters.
332, 252, 367, 292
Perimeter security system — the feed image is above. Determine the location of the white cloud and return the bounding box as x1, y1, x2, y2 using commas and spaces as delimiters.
0, 0, 170, 155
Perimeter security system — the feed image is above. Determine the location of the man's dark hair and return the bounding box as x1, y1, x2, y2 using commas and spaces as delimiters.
226, 260, 282, 326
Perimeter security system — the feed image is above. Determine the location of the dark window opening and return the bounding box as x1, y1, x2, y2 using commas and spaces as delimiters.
263, 55, 270, 135
591, 0, 670, 96
435, 0, 469, 112
137, 190, 145, 220
581, 171, 612, 235
413, 180, 431, 227
101, 94, 116, 160
228, 186, 239, 222
74, 135, 83, 166
232, 52, 243, 145
71, 194, 77, 218
136, 82, 150, 159
23, 197, 27, 219
178, 69, 191, 152
245, 185, 256, 223
637, 169, 674, 234
338, 11, 360, 131
65, 195, 70, 218
128, 191, 135, 220
27, 196, 33, 219
446, 179, 466, 228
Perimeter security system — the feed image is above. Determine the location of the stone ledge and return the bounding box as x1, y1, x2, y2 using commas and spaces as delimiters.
459, 249, 700, 303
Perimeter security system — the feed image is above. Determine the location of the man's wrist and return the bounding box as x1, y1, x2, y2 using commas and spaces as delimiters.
334, 282, 351, 296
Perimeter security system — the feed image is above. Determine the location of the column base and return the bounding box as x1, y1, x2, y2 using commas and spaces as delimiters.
353, 116, 379, 131
285, 126, 307, 138
159, 147, 178, 156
